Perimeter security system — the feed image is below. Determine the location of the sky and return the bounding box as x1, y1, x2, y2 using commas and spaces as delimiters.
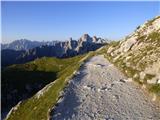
1, 1, 160, 43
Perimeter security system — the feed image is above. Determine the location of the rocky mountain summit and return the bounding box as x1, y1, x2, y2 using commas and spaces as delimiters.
106, 16, 160, 98
2, 34, 106, 67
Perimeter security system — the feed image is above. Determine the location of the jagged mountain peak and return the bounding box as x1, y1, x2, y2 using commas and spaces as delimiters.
78, 33, 106, 44
69, 37, 73, 41
81, 33, 90, 38
79, 33, 92, 43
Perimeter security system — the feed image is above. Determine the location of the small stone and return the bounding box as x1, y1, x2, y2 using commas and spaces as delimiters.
152, 94, 157, 101
127, 78, 132, 82
147, 78, 157, 84
157, 79, 160, 84
142, 84, 146, 89
119, 79, 126, 83
97, 88, 101, 92
140, 72, 146, 80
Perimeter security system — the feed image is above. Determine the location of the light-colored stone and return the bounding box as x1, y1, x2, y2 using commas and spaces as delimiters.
157, 79, 160, 84
140, 72, 146, 80
107, 46, 114, 54
152, 94, 157, 101
147, 78, 157, 84
142, 84, 146, 89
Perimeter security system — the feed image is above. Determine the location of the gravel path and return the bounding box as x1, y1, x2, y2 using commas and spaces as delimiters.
51, 55, 160, 120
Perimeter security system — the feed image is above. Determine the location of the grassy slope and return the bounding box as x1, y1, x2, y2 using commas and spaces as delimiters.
2, 56, 86, 110
5, 52, 96, 120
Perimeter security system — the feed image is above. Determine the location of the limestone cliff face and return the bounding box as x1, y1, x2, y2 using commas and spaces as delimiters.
75, 34, 106, 53
106, 16, 160, 95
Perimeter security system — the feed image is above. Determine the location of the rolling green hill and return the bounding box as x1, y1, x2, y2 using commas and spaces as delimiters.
2, 56, 84, 111
4, 52, 95, 120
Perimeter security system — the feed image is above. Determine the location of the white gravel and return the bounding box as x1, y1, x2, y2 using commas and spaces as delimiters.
51, 55, 160, 120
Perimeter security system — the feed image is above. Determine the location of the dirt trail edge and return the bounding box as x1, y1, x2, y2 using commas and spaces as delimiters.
51, 55, 160, 120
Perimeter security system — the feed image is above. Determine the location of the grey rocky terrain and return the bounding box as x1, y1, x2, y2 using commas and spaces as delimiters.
51, 55, 160, 120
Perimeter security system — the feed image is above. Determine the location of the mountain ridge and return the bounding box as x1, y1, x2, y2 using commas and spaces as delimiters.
2, 34, 107, 67
1, 34, 106, 51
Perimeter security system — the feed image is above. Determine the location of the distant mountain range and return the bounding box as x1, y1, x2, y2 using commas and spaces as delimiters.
1, 39, 60, 51
2, 34, 107, 67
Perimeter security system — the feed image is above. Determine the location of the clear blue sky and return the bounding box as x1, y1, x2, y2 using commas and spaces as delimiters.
2, 1, 160, 43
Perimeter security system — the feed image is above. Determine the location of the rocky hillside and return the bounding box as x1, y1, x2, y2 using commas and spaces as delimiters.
104, 16, 160, 98
2, 34, 106, 67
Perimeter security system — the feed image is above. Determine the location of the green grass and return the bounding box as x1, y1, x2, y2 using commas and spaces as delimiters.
147, 32, 160, 43
143, 74, 156, 82
146, 16, 160, 26
149, 84, 160, 94
137, 31, 160, 43
5, 52, 96, 120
